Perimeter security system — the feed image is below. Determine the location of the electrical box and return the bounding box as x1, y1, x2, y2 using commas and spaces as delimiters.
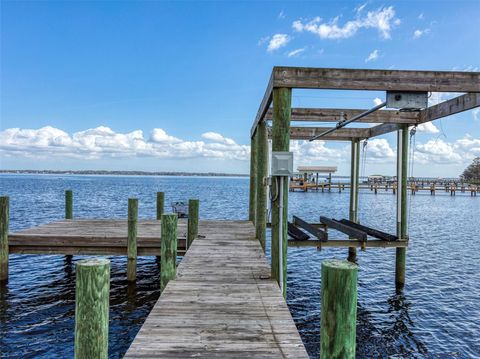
386, 91, 428, 110
271, 152, 294, 176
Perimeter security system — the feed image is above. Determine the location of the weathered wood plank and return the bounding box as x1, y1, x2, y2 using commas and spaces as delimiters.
250, 72, 274, 137
125, 221, 308, 358
272, 126, 370, 141
265, 108, 419, 124
419, 92, 480, 123
272, 66, 480, 92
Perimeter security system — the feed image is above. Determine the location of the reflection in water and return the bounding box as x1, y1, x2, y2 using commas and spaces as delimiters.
1, 175, 479, 358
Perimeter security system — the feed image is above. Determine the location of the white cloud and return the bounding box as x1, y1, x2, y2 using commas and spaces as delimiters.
292, 6, 400, 40
0, 126, 249, 161
413, 28, 430, 39
418, 13, 424, 20
415, 135, 480, 164
373, 97, 383, 106
356, 3, 367, 13
473, 108, 480, 121
278, 10, 285, 19
416, 122, 440, 134
290, 140, 347, 167
365, 49, 379, 62
366, 138, 396, 159
267, 34, 290, 52
287, 48, 305, 57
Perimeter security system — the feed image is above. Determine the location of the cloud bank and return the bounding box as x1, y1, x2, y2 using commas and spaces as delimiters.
0, 126, 249, 161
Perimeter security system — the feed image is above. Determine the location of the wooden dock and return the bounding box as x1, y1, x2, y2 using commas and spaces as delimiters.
125, 220, 309, 358
9, 219, 188, 255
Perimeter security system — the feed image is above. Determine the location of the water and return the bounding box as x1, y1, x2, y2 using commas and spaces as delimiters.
0, 174, 479, 358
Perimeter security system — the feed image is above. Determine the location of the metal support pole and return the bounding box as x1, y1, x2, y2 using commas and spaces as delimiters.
348, 139, 360, 262
395, 124, 409, 289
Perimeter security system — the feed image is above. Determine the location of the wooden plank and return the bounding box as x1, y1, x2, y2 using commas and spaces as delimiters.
339, 219, 398, 241
320, 216, 367, 241
274, 126, 370, 141
250, 72, 274, 137
292, 215, 328, 241
265, 108, 419, 124
288, 239, 408, 248
369, 123, 400, 138
419, 92, 480, 123
125, 221, 309, 358
287, 222, 310, 241
272, 66, 480, 92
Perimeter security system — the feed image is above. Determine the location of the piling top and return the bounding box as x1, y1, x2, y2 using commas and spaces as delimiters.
77, 258, 110, 267
322, 259, 358, 271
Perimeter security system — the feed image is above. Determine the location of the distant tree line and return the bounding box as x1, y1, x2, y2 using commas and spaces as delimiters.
461, 157, 480, 184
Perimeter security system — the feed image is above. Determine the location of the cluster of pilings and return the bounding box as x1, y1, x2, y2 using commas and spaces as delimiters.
0, 191, 200, 283
249, 88, 409, 296
0, 191, 201, 358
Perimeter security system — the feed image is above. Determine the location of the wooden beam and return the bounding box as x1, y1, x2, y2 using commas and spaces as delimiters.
270, 126, 370, 141
272, 66, 480, 92
288, 239, 408, 248
369, 123, 400, 138
419, 92, 480, 123
250, 72, 274, 137
265, 108, 419, 124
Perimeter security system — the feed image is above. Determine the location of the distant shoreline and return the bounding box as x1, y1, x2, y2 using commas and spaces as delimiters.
0, 169, 249, 177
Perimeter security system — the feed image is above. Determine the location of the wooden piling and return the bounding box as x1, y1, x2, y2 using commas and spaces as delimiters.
249, 135, 258, 223
187, 199, 199, 249
395, 124, 408, 289
0, 196, 9, 282
127, 198, 138, 282
156, 192, 164, 220
271, 87, 291, 298
161, 214, 178, 292
348, 140, 360, 262
320, 259, 358, 359
65, 190, 73, 262
65, 190, 73, 219
74, 258, 110, 359
255, 121, 268, 251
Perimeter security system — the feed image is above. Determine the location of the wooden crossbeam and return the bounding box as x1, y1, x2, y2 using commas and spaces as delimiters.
288, 239, 408, 248
265, 108, 419, 124
272, 67, 480, 92
268, 126, 370, 141
292, 216, 328, 241
419, 92, 480, 123
369, 123, 401, 138
250, 73, 273, 137
320, 216, 367, 241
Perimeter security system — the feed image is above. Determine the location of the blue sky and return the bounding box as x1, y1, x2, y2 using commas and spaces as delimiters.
1, 1, 479, 176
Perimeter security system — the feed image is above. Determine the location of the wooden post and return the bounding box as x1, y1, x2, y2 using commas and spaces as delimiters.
74, 258, 110, 359
348, 140, 360, 262
127, 198, 138, 282
161, 213, 177, 292
65, 190, 73, 219
156, 192, 164, 220
396, 124, 408, 289
187, 199, 199, 249
320, 259, 358, 359
248, 135, 257, 223
0, 196, 9, 282
271, 87, 291, 298
255, 121, 268, 251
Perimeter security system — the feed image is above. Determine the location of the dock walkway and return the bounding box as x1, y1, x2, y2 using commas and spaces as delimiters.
125, 220, 308, 358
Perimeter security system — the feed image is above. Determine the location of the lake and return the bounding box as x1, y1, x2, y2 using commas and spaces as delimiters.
0, 174, 479, 358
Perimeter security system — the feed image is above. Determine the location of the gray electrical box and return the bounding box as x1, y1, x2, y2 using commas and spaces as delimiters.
386, 91, 428, 110
271, 152, 294, 176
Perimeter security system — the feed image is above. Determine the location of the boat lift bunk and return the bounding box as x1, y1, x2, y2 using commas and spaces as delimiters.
287, 215, 407, 248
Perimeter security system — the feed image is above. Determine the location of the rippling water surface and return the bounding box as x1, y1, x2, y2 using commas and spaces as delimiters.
1, 174, 479, 358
